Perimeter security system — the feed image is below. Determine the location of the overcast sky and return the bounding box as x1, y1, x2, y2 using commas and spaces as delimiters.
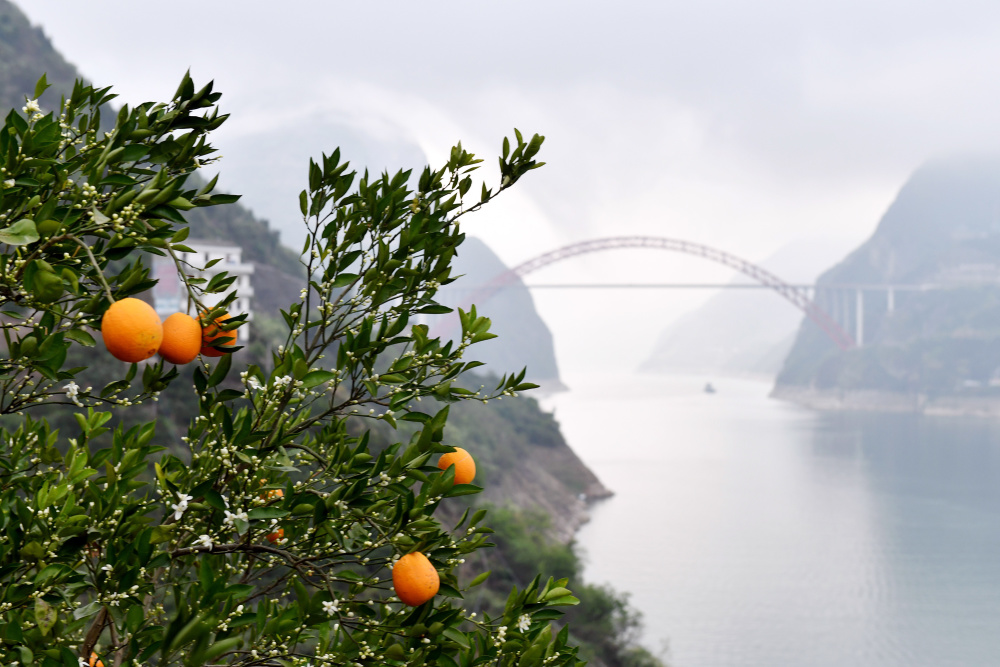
21, 0, 1000, 374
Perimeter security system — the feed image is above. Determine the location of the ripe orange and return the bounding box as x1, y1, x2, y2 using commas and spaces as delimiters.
90, 653, 104, 667
200, 312, 236, 357
158, 313, 201, 364
437, 447, 476, 485
392, 551, 440, 606
259, 479, 284, 501
266, 528, 284, 544
101, 298, 163, 363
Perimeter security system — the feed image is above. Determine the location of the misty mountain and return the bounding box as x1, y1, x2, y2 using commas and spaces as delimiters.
434, 237, 564, 390
641, 237, 857, 377
775, 156, 1000, 405
0, 1, 76, 109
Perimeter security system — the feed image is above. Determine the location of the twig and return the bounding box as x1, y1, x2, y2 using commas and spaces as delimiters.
66, 234, 114, 302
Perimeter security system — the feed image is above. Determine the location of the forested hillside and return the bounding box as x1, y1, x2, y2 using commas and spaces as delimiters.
775, 156, 1000, 412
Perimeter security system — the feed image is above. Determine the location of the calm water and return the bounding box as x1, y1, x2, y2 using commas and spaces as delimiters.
543, 373, 1000, 667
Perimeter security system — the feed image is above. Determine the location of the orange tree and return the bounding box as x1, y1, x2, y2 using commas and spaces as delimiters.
0, 74, 580, 667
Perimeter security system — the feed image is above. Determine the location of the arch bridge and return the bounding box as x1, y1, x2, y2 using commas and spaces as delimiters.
445, 236, 857, 350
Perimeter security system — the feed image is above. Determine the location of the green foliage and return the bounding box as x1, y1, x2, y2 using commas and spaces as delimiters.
0, 74, 580, 667
481, 506, 580, 585
567, 585, 663, 667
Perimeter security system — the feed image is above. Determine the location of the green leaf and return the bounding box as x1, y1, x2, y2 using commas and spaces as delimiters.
442, 627, 470, 648
330, 273, 358, 288
207, 352, 232, 387
203, 488, 227, 511
101, 174, 138, 186
445, 483, 483, 497
300, 370, 336, 389
437, 583, 463, 599
126, 604, 145, 634
171, 226, 190, 243
34, 598, 56, 636
19, 541, 44, 560
34, 73, 50, 99
0, 218, 39, 245
64, 329, 97, 347
543, 595, 579, 607
150, 525, 175, 544
73, 601, 102, 620
541, 587, 571, 601
468, 570, 491, 588
119, 144, 149, 163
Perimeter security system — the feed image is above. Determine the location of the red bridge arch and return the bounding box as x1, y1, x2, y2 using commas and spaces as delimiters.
447, 236, 855, 350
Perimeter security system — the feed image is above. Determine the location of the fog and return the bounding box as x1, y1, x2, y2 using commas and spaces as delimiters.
22, 0, 1000, 373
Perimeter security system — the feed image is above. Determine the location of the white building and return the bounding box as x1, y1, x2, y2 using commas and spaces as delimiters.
153, 239, 255, 338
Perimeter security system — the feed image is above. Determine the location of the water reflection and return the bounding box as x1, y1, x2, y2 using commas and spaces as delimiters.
548, 375, 1000, 667
807, 412, 1000, 666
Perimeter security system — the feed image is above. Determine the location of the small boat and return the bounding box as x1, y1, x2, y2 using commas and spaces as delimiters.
703, 382, 716, 394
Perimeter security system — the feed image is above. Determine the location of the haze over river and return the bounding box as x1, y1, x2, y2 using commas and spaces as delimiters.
543, 373, 1000, 667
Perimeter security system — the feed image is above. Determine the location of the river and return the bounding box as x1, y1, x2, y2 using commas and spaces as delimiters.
542, 373, 1000, 667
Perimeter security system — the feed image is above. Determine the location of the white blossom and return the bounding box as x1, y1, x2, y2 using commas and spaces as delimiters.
247, 376, 263, 391
22, 99, 41, 115
2, 179, 14, 189
63, 381, 83, 407
195, 534, 213, 549
322, 599, 340, 615
223, 509, 249, 529
516, 613, 531, 632
170, 493, 192, 521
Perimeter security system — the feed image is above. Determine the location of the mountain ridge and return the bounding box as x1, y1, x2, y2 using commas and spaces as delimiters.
774, 155, 1000, 412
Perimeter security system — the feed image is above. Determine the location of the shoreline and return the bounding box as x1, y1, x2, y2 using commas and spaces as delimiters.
771, 384, 1000, 417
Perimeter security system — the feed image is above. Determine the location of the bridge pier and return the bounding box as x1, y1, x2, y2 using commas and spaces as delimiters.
856, 289, 864, 347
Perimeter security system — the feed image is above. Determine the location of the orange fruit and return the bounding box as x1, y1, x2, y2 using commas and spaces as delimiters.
158, 313, 201, 364
90, 653, 104, 667
393, 551, 439, 606
200, 312, 236, 357
266, 528, 284, 544
259, 479, 284, 501
437, 447, 476, 485
101, 298, 163, 363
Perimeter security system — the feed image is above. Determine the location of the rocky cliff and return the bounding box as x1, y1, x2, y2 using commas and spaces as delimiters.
437, 236, 565, 391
